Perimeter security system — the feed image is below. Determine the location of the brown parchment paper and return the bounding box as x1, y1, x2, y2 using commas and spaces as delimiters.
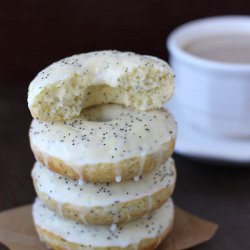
0, 205, 218, 250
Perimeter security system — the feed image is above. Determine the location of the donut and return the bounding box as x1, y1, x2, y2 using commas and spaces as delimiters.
29, 104, 177, 183
32, 158, 176, 225
33, 198, 174, 250
27, 50, 174, 121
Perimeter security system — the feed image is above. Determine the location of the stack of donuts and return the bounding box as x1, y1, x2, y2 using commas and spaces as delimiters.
28, 51, 177, 250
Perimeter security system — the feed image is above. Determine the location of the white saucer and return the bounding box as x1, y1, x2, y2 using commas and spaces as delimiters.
165, 102, 250, 163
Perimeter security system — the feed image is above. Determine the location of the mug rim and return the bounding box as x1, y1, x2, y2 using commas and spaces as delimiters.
167, 15, 250, 72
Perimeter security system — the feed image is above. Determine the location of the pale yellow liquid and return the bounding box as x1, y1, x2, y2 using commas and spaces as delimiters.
184, 34, 250, 64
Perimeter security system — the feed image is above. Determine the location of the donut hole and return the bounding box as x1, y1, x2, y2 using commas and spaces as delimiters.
81, 84, 130, 111
87, 114, 113, 123
82, 104, 123, 123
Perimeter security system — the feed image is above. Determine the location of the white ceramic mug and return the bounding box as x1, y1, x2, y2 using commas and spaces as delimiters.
167, 16, 250, 138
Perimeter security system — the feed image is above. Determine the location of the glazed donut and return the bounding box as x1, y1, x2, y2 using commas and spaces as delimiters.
33, 198, 174, 250
32, 158, 176, 225
29, 104, 177, 183
28, 50, 174, 121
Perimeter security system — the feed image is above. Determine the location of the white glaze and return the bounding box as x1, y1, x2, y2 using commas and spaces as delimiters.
110, 224, 117, 232
30, 104, 176, 169
78, 178, 85, 186
56, 202, 64, 218
112, 211, 120, 224
79, 210, 89, 225
133, 176, 140, 182
133, 243, 139, 250
28, 51, 174, 109
148, 196, 153, 211
33, 198, 174, 248
115, 176, 122, 183
32, 158, 176, 207
136, 154, 146, 180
